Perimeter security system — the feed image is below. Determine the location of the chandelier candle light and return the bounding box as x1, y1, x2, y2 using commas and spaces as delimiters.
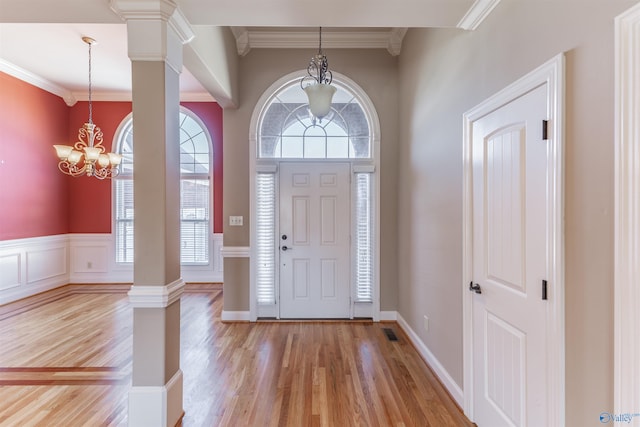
53, 37, 122, 179
301, 27, 336, 120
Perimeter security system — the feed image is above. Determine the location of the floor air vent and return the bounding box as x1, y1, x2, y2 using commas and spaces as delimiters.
383, 328, 398, 341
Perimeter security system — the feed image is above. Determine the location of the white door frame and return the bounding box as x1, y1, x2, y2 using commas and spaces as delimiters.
248, 71, 381, 322
462, 54, 565, 424
614, 2, 640, 415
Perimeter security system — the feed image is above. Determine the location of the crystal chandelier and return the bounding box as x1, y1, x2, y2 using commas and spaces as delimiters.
300, 27, 337, 120
53, 37, 122, 179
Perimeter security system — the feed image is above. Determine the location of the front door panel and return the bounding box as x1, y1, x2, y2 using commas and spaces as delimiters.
279, 162, 351, 318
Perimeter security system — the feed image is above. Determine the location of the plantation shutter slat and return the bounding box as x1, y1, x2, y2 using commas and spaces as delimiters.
355, 173, 374, 302
256, 173, 276, 305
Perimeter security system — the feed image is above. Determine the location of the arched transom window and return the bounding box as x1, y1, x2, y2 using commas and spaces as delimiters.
258, 81, 371, 159
114, 107, 212, 265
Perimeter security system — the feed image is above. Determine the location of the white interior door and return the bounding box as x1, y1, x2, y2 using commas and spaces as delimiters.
471, 84, 549, 426
279, 162, 351, 318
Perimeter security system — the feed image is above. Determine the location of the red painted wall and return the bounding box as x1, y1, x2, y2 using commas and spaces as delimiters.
0, 72, 70, 240
67, 101, 224, 234
0, 72, 224, 240
182, 102, 224, 234
67, 101, 131, 233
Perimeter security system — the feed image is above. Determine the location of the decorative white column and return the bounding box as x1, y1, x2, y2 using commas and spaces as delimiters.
109, 1, 194, 426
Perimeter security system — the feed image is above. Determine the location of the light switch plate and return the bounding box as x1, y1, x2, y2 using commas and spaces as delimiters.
229, 215, 243, 226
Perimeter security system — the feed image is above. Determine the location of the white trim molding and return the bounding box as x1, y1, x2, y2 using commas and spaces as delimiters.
0, 59, 76, 106
128, 369, 183, 427
379, 311, 398, 321
229, 27, 408, 57
457, 0, 502, 30
614, 2, 640, 416
462, 54, 565, 424
396, 313, 463, 406
128, 278, 185, 308
221, 311, 251, 322
220, 246, 251, 258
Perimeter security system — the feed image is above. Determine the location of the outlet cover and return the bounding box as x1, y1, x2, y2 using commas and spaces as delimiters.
423, 315, 429, 331
229, 215, 243, 226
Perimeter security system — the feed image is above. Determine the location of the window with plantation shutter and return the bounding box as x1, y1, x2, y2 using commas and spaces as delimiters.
114, 108, 212, 265
256, 173, 276, 305
355, 173, 374, 302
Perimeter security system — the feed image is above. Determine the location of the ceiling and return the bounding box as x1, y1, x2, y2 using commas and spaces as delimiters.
0, 0, 499, 105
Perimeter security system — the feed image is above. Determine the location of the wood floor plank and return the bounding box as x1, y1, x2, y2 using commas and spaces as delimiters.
0, 286, 473, 427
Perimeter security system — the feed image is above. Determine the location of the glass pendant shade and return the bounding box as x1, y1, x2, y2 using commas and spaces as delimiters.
67, 150, 84, 165
83, 146, 102, 161
54, 145, 74, 160
304, 83, 337, 119
97, 154, 110, 168
108, 152, 123, 166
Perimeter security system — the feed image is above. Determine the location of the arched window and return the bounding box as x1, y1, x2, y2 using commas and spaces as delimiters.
113, 107, 212, 265
258, 81, 371, 159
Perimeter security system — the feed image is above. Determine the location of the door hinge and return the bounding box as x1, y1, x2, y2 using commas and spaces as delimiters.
542, 279, 548, 300
542, 120, 549, 141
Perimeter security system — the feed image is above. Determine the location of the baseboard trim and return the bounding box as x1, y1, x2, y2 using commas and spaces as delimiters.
379, 310, 398, 321
221, 310, 251, 321
396, 312, 464, 407
128, 370, 183, 427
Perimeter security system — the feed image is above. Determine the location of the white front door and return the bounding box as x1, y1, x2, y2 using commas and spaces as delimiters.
471, 84, 549, 426
279, 162, 351, 318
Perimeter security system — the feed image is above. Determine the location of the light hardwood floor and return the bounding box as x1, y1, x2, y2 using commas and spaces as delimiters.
0, 284, 473, 427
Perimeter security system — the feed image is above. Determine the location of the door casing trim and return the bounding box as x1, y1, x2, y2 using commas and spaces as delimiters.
461, 53, 565, 424
614, 2, 640, 415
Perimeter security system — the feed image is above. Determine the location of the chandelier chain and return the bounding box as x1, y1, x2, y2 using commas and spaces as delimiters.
88, 39, 93, 125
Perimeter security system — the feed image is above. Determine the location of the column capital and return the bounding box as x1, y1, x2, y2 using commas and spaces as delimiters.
110, 0, 194, 72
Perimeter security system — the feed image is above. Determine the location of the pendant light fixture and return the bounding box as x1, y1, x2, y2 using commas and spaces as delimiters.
300, 27, 336, 121
53, 36, 122, 179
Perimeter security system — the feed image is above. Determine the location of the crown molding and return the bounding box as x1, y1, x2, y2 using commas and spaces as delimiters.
231, 27, 408, 57
388, 28, 408, 56
0, 58, 76, 106
457, 0, 501, 30
74, 91, 214, 102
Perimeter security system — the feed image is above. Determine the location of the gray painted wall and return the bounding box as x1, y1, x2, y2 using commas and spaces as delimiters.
397, 1, 637, 426
223, 48, 399, 311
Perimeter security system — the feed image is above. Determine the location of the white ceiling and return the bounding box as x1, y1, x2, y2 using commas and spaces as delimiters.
0, 0, 499, 104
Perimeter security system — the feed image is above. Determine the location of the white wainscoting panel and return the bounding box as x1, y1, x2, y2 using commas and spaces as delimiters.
0, 235, 70, 305
68, 233, 224, 284
0, 253, 21, 291
0, 233, 224, 305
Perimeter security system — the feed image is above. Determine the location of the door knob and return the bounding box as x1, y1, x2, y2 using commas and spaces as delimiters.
281, 246, 292, 251
469, 282, 482, 294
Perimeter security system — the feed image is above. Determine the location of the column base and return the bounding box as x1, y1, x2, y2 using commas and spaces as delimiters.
128, 370, 183, 427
